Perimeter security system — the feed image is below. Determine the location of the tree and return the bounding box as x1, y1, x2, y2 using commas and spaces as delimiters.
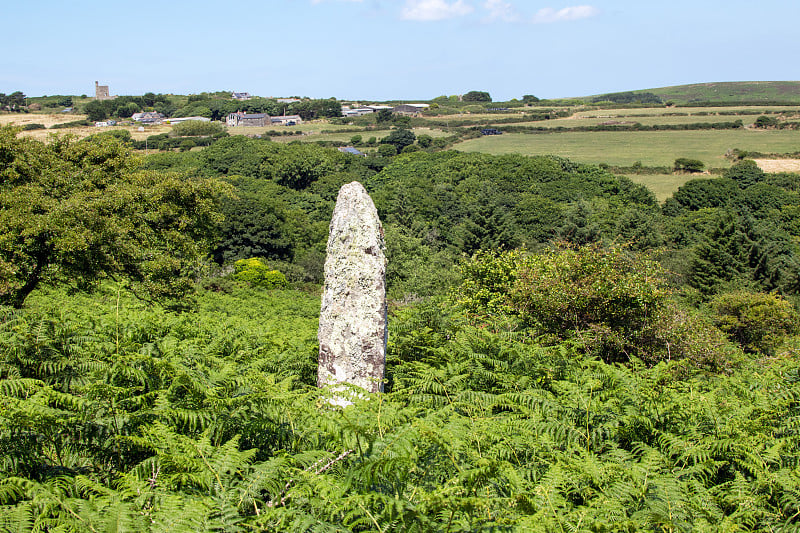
463, 91, 492, 102
117, 101, 140, 118
380, 129, 416, 152
417, 134, 433, 148
83, 99, 108, 121
376, 109, 393, 123
673, 157, 705, 173
522, 94, 540, 104
754, 115, 779, 128
2, 91, 26, 111
711, 291, 799, 354
0, 126, 224, 308
723, 159, 765, 188
377, 143, 397, 157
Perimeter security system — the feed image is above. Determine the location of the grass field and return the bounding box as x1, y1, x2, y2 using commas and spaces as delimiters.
267, 126, 450, 143
504, 115, 765, 129
624, 174, 699, 203
0, 113, 86, 128
454, 129, 800, 168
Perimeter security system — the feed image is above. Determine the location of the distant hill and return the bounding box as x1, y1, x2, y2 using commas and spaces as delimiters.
586, 81, 800, 105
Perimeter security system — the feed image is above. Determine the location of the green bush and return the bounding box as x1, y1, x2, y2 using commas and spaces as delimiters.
21, 123, 45, 131
755, 115, 779, 128
673, 157, 705, 173
377, 143, 397, 157
179, 139, 196, 152
723, 159, 765, 188
710, 291, 799, 354
170, 120, 225, 137
233, 258, 289, 289
455, 245, 731, 366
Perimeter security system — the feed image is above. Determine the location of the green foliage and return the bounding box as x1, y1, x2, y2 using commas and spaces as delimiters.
673, 157, 705, 172
0, 126, 225, 308
3, 284, 798, 530
723, 158, 766, 188
377, 143, 397, 157
710, 290, 800, 354
455, 245, 744, 371
232, 258, 288, 289
169, 120, 225, 137
380, 129, 416, 152
462, 91, 492, 102
755, 115, 779, 128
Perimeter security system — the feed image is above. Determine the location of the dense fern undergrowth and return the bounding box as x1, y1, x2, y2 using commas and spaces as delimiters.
1, 277, 799, 532
2, 129, 800, 531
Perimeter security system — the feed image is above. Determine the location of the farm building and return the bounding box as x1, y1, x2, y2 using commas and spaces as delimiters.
131, 112, 164, 124
231, 92, 252, 100
271, 115, 303, 126
227, 112, 268, 127
167, 116, 211, 124
392, 104, 429, 116
342, 108, 375, 117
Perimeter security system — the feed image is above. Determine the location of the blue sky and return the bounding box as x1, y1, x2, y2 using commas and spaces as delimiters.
2, 0, 799, 101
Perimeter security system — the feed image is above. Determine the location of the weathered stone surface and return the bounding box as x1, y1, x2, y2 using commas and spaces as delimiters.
317, 181, 387, 397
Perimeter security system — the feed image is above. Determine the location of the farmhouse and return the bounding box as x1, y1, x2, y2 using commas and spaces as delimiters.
231, 92, 252, 101
131, 112, 164, 124
227, 112, 268, 127
271, 115, 303, 126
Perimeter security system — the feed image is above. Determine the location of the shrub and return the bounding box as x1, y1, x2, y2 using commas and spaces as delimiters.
673, 157, 705, 173
22, 123, 45, 131
378, 143, 397, 157
723, 159, 765, 188
170, 120, 225, 137
179, 139, 196, 152
710, 291, 799, 354
455, 245, 714, 365
755, 115, 779, 128
233, 258, 289, 289
417, 134, 433, 148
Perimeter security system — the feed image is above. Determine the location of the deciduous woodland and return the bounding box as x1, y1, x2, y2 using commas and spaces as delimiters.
1, 120, 800, 531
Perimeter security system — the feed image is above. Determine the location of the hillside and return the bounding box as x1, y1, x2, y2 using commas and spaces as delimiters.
621, 81, 800, 105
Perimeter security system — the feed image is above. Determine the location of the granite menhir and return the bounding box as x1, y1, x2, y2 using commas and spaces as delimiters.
317, 182, 387, 399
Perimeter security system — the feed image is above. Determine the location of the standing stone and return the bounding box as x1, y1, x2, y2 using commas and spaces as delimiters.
317, 182, 387, 398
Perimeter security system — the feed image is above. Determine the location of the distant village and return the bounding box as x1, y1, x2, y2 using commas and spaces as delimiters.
91, 82, 431, 128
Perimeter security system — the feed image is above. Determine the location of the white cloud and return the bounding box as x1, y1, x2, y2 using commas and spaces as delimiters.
401, 0, 474, 21
483, 0, 519, 22
532, 5, 599, 23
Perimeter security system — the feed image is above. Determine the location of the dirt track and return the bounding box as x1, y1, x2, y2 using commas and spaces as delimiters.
754, 159, 800, 173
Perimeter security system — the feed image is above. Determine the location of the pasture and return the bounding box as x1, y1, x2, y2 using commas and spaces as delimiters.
454, 129, 800, 168
624, 173, 699, 203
